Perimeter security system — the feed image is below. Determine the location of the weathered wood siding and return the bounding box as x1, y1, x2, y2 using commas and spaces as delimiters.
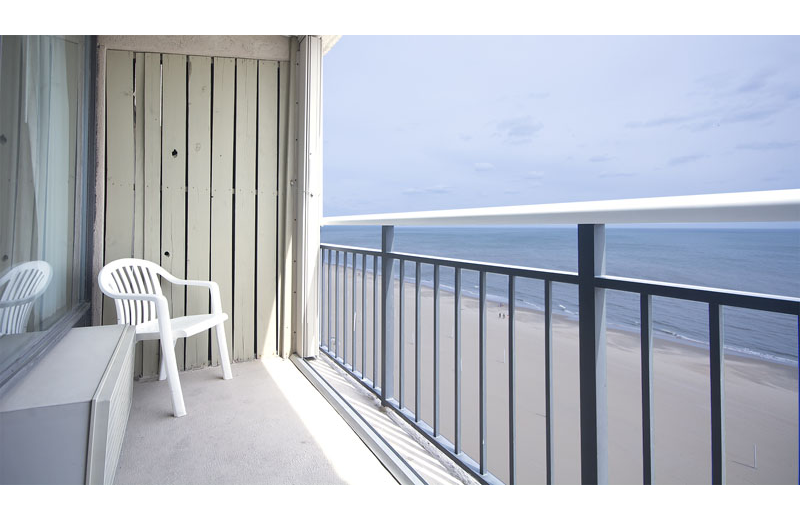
103, 51, 281, 378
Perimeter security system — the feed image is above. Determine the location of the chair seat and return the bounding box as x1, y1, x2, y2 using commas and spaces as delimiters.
134, 313, 228, 341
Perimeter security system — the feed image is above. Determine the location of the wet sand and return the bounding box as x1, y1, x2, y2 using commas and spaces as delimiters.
320, 266, 798, 484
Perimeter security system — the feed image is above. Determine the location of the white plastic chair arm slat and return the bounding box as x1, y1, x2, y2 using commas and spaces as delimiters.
163, 278, 222, 314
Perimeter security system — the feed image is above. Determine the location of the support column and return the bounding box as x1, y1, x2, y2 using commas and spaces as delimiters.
294, 36, 322, 358
380, 225, 395, 405
577, 223, 608, 484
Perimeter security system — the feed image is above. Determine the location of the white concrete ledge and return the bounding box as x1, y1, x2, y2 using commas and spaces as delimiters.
322, 189, 800, 226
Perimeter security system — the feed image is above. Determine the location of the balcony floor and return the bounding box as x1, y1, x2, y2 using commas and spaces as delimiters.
114, 355, 398, 485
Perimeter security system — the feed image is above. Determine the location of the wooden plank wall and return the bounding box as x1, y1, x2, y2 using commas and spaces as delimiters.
103, 51, 281, 378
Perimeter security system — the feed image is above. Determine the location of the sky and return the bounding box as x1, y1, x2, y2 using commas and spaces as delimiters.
322, 36, 800, 217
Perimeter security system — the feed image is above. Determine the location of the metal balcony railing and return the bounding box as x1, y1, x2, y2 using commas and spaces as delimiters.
317, 189, 800, 485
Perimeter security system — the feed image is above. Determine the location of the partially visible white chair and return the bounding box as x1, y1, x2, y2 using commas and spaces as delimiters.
0, 261, 52, 336
97, 258, 232, 417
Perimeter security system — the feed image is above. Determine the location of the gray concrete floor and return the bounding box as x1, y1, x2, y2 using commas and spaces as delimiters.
114, 355, 398, 485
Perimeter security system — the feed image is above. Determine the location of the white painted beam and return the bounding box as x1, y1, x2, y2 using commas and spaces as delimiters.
322, 189, 800, 226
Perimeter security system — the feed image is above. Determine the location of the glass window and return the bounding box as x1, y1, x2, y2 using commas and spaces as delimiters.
0, 35, 93, 387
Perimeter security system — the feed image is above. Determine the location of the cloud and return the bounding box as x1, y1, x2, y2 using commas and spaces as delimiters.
686, 105, 784, 131
736, 140, 799, 151
667, 154, 706, 167
524, 171, 545, 180
402, 185, 454, 195
735, 70, 774, 94
496, 116, 543, 144
598, 172, 638, 178
721, 105, 783, 124
528, 91, 550, 99
459, 133, 473, 141
626, 113, 705, 129
589, 155, 612, 163
474, 162, 495, 172
783, 85, 800, 100
627, 102, 786, 133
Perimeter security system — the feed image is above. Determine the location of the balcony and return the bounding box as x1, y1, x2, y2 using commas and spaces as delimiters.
315, 190, 800, 485
4, 34, 797, 490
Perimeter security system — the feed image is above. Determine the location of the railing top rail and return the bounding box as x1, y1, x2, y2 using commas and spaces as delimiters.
322, 189, 800, 227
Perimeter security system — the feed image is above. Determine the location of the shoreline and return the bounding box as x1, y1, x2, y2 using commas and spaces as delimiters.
330, 263, 799, 368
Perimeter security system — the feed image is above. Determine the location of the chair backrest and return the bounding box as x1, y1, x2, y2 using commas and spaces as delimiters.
97, 258, 167, 326
0, 261, 53, 336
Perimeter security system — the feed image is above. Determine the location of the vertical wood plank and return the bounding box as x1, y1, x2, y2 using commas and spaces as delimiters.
141, 52, 162, 378
234, 58, 257, 362
133, 53, 145, 261
132, 52, 145, 377
185, 55, 212, 369
210, 57, 235, 367
256, 60, 279, 358
161, 53, 187, 370
103, 50, 136, 326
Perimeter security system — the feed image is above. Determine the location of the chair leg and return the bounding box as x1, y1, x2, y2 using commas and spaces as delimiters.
160, 338, 186, 417
215, 323, 233, 380
159, 352, 167, 381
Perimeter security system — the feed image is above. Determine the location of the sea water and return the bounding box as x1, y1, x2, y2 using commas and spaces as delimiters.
321, 226, 800, 366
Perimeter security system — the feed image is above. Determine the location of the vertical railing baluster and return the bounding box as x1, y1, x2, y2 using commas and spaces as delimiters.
508, 275, 516, 484
479, 270, 487, 475
373, 254, 378, 387
640, 293, 654, 485
352, 251, 357, 370
454, 267, 462, 454
544, 279, 554, 485
327, 249, 332, 351
362, 254, 367, 379
343, 252, 348, 365
577, 224, 608, 485
415, 261, 421, 423
433, 263, 440, 437
709, 302, 726, 485
381, 226, 395, 405
399, 260, 405, 410
335, 250, 340, 359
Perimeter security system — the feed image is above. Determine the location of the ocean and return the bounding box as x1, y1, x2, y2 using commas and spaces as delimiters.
321, 226, 800, 367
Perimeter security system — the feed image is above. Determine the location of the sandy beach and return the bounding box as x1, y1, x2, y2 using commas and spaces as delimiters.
321, 265, 798, 484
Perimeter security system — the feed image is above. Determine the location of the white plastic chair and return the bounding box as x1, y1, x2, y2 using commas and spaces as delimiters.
0, 261, 52, 336
97, 258, 232, 417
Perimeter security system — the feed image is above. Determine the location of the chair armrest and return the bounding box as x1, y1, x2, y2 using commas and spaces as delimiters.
98, 288, 172, 325
160, 275, 223, 315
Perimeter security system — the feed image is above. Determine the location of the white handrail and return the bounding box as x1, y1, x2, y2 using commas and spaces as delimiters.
321, 189, 800, 226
